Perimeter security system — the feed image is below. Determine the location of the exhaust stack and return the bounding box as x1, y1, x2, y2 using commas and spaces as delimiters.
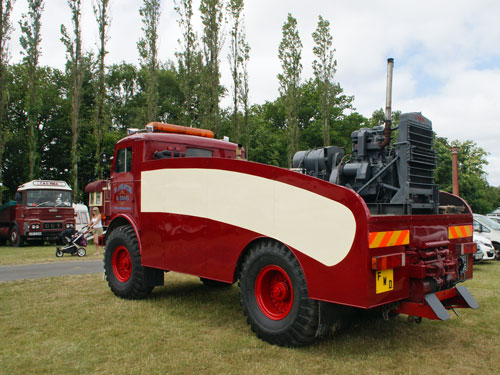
380, 58, 394, 148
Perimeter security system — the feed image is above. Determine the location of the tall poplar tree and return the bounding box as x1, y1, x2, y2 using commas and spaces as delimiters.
312, 15, 336, 146
227, 0, 250, 151
19, 0, 44, 180
199, 0, 224, 135
227, 0, 243, 142
239, 36, 250, 156
137, 0, 160, 123
174, 0, 201, 127
278, 13, 302, 167
0, 0, 13, 203
61, 0, 84, 199
93, 0, 110, 178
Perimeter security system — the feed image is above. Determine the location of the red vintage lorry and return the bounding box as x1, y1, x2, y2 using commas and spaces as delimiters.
86, 60, 478, 346
86, 116, 478, 346
0, 180, 76, 246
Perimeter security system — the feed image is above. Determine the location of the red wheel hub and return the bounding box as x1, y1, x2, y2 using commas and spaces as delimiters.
255, 265, 294, 320
112, 246, 132, 282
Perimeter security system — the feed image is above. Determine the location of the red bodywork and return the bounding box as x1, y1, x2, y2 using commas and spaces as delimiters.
84, 179, 112, 228
86, 132, 477, 319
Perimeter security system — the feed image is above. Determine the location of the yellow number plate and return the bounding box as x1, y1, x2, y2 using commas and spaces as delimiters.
375, 269, 394, 294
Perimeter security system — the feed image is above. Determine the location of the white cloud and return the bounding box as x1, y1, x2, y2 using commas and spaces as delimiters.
398, 68, 500, 186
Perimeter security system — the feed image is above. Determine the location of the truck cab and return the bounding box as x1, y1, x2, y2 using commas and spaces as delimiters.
0, 180, 76, 246
85, 124, 243, 230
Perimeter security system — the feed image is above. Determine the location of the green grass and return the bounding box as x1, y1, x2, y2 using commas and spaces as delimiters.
0, 243, 102, 266
1, 250, 499, 374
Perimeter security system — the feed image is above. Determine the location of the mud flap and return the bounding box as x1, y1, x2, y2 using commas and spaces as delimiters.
144, 266, 165, 287
455, 285, 479, 309
316, 302, 352, 338
424, 293, 450, 321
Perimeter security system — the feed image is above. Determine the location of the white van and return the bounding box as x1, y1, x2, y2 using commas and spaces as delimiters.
473, 214, 500, 260
73, 203, 90, 233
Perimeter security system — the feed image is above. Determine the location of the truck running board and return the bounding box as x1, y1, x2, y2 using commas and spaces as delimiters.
395, 285, 479, 320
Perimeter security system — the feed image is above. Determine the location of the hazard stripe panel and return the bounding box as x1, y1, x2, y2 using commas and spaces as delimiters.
448, 225, 473, 239
369, 230, 410, 249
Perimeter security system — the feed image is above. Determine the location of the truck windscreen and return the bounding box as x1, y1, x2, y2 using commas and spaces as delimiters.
26, 190, 72, 207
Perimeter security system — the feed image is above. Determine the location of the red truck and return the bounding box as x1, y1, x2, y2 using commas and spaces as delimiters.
86, 115, 478, 346
0, 180, 76, 246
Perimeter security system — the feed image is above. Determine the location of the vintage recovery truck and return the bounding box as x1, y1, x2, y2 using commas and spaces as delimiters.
0, 180, 75, 246
87, 61, 478, 347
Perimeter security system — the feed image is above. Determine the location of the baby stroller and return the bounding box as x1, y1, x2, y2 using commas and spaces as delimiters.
55, 225, 89, 257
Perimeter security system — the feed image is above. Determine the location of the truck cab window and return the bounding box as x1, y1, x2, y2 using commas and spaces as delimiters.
153, 149, 187, 159
26, 190, 72, 207
186, 148, 213, 157
95, 192, 103, 205
115, 147, 132, 173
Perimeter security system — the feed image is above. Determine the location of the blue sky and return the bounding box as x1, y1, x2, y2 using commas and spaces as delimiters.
10, 0, 500, 186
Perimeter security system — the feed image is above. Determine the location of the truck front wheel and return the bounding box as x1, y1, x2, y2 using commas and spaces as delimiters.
104, 225, 153, 299
10, 224, 23, 247
239, 240, 319, 347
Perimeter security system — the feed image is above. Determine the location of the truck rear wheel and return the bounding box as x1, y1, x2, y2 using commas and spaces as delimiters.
104, 225, 153, 299
239, 240, 319, 347
10, 224, 23, 247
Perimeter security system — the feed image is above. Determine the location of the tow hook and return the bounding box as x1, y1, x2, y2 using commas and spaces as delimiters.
382, 303, 399, 321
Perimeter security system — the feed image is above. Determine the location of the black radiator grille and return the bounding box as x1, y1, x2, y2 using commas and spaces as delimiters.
43, 222, 62, 230
407, 121, 436, 190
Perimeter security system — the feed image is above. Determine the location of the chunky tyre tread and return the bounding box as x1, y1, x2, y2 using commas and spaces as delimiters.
10, 224, 23, 247
104, 225, 153, 299
239, 240, 320, 347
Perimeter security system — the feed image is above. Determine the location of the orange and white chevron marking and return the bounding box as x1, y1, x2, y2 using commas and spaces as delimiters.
448, 225, 472, 239
369, 230, 410, 249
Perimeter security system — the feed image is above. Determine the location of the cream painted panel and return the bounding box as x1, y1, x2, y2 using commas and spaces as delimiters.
141, 168, 356, 267
273, 182, 356, 267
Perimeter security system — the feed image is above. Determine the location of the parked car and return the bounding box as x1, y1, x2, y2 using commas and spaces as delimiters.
473, 246, 484, 263
473, 214, 500, 260
486, 216, 500, 225
473, 235, 485, 263
473, 233, 495, 262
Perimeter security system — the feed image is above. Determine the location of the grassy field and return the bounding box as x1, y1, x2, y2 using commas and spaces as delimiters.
0, 244, 102, 266
1, 246, 499, 375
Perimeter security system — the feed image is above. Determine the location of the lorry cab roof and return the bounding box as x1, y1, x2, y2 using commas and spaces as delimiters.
118, 132, 239, 152
17, 180, 72, 192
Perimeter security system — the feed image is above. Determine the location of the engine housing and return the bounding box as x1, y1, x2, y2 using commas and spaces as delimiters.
292, 112, 438, 215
